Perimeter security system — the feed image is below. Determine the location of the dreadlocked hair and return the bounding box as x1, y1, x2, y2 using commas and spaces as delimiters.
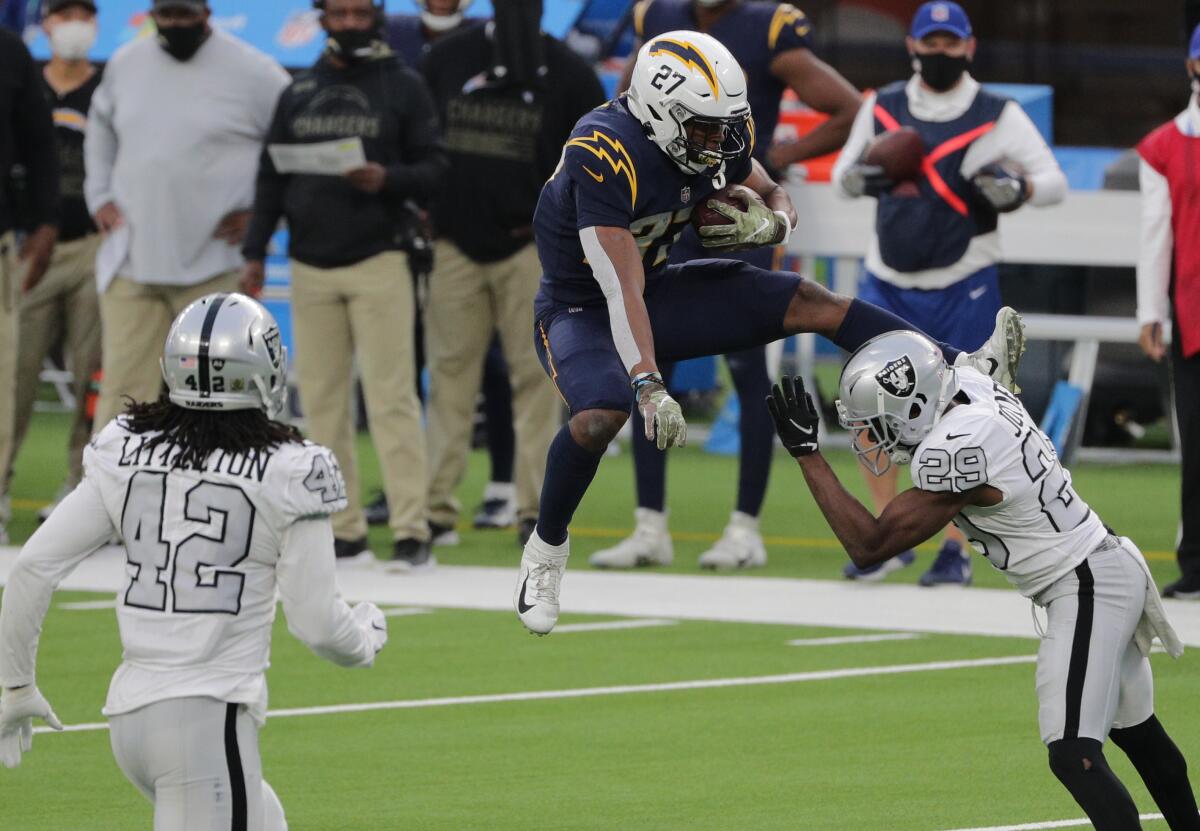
122, 395, 304, 471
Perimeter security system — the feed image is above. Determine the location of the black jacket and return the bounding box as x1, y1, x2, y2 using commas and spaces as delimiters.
244, 52, 447, 269
422, 25, 606, 263
0, 27, 58, 234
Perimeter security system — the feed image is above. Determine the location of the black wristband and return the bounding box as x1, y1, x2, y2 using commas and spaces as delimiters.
631, 372, 664, 395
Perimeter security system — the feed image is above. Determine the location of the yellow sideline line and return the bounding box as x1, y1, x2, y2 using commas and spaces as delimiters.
570, 526, 1177, 563
9, 498, 1175, 563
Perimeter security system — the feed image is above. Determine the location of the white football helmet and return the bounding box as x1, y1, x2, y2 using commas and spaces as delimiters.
626, 30, 751, 181
835, 331, 959, 475
161, 293, 288, 419
417, 0, 473, 32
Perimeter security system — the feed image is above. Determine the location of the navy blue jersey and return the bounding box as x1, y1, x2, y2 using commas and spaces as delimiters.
383, 14, 480, 70
634, 0, 812, 164
533, 97, 753, 308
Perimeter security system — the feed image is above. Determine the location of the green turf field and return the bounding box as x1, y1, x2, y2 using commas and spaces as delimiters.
0, 412, 1194, 829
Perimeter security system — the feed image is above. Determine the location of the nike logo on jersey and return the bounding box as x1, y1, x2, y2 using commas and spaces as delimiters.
946, 432, 971, 440
968, 285, 988, 301
582, 165, 604, 183
517, 577, 535, 613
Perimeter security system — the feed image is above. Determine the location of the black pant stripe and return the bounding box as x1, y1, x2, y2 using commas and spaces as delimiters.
1063, 560, 1095, 740
224, 702, 248, 831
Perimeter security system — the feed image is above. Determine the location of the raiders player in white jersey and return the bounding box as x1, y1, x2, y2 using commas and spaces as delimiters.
0, 293, 388, 830
768, 331, 1199, 831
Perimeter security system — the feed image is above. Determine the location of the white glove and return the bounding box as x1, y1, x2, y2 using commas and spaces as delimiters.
351, 602, 388, 656
0, 686, 63, 769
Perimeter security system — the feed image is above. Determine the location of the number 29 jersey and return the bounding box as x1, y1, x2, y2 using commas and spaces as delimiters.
85, 417, 350, 724
911, 367, 1108, 597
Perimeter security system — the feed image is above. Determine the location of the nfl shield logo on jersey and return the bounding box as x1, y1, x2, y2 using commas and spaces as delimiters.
680, 186, 691, 204
876, 355, 916, 397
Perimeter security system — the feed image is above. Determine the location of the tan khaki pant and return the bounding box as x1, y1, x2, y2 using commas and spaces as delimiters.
425, 241, 561, 525
95, 270, 240, 430
290, 252, 427, 542
0, 233, 19, 498
8, 233, 102, 491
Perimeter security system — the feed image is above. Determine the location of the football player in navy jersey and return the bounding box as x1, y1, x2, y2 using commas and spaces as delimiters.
591, 0, 862, 572
515, 30, 1027, 635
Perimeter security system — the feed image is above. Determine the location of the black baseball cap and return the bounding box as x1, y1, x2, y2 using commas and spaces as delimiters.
42, 0, 98, 14
151, 0, 207, 11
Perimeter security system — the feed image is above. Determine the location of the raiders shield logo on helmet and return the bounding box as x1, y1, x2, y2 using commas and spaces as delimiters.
876, 355, 916, 397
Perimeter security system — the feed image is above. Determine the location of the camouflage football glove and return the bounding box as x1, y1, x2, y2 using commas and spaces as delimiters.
0, 685, 62, 769
634, 374, 687, 450
697, 199, 790, 251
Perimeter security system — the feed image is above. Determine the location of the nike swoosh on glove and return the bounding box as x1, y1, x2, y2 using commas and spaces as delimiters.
637, 381, 687, 450
351, 602, 388, 656
0, 686, 63, 769
697, 198, 788, 252
766, 375, 820, 458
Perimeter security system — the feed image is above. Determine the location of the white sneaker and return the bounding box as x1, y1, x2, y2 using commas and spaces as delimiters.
515, 529, 569, 635
473, 482, 517, 529
698, 512, 767, 570
588, 508, 673, 569
958, 306, 1026, 393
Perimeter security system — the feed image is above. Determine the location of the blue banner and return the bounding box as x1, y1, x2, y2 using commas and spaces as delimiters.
28, 0, 585, 66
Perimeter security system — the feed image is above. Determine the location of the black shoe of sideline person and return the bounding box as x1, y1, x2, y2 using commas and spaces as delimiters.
390, 538, 434, 572
334, 536, 373, 566
365, 491, 389, 525
1163, 574, 1200, 599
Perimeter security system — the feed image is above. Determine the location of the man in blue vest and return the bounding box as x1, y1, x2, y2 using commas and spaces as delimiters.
594, 0, 861, 572
831, 0, 1066, 586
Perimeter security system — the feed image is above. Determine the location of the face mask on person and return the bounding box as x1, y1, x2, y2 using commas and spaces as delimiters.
49, 20, 98, 61
327, 27, 379, 63
157, 22, 209, 61
420, 10, 461, 31
912, 51, 969, 92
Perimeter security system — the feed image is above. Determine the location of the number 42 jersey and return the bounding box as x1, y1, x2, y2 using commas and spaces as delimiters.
82, 417, 358, 724
911, 367, 1108, 597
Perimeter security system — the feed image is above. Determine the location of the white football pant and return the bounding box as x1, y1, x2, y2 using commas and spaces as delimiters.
109, 696, 287, 830
1034, 538, 1155, 745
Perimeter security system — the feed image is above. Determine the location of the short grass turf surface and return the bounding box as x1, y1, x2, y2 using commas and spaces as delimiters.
1, 411, 1196, 829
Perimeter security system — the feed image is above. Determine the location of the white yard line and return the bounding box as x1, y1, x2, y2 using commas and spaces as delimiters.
938, 813, 1163, 831
787, 633, 923, 647
57, 600, 117, 611
11, 548, 1198, 645
380, 607, 433, 618
552, 618, 677, 634
35, 653, 1036, 736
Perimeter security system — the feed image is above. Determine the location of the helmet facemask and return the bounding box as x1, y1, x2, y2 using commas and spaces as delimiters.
667, 104, 750, 175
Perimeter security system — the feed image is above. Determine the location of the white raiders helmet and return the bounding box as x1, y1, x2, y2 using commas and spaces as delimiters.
835, 331, 959, 475
417, 0, 473, 32
161, 293, 288, 419
626, 30, 751, 180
